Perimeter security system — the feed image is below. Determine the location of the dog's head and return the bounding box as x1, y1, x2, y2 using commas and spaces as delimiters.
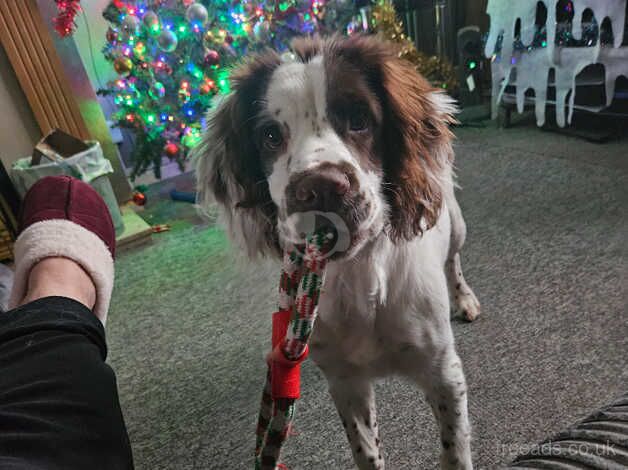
196, 35, 456, 259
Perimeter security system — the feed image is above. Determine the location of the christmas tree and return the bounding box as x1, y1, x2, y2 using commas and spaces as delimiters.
99, 0, 327, 179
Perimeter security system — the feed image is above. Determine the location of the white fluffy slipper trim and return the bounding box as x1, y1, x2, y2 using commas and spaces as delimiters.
8, 219, 114, 325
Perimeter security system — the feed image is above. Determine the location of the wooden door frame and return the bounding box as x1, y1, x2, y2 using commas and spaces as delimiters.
0, 0, 131, 202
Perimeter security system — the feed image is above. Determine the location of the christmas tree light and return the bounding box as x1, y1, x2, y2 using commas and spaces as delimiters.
99, 0, 325, 179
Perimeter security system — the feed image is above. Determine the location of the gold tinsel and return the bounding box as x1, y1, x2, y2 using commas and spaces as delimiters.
372, 0, 458, 93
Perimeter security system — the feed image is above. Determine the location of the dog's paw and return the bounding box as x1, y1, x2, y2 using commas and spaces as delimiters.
454, 290, 481, 322
441, 454, 473, 470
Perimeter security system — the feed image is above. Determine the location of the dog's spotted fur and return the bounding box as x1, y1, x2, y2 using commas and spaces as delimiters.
196, 35, 481, 469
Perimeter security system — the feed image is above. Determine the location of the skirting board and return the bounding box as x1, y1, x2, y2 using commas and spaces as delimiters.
116, 204, 152, 251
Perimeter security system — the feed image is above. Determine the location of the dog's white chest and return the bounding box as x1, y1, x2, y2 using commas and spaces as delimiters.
311, 258, 387, 367
313, 304, 383, 367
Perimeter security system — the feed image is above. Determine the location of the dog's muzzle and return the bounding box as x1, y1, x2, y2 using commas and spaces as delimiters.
286, 164, 351, 215
283, 163, 370, 258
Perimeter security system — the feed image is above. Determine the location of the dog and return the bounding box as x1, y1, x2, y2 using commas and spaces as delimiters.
195, 35, 481, 470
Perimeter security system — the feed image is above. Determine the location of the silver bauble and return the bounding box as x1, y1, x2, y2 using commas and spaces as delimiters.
142, 11, 159, 28
157, 30, 178, 52
185, 4, 209, 24
121, 15, 140, 37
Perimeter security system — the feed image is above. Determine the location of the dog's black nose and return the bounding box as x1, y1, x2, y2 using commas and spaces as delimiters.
287, 165, 351, 214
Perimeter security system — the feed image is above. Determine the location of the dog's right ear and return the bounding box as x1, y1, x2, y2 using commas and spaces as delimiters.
195, 50, 282, 258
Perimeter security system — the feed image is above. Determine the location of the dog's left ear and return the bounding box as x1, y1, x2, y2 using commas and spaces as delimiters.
379, 51, 457, 240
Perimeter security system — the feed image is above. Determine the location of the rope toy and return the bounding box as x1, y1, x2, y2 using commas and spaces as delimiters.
254, 230, 332, 470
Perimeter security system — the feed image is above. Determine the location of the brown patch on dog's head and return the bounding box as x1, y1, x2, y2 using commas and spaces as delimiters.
197, 50, 283, 256
212, 51, 281, 204
322, 38, 384, 175
291, 36, 324, 62
322, 35, 456, 240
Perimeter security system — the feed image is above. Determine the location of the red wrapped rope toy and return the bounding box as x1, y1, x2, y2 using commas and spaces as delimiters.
255, 230, 332, 470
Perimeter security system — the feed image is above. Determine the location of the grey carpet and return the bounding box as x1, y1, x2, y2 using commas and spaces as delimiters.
107, 117, 628, 469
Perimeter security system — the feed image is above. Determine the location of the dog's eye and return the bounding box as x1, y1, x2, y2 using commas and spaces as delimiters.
262, 124, 283, 150
348, 110, 369, 132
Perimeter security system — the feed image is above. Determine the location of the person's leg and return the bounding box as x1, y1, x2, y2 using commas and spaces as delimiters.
0, 176, 133, 469
0, 297, 133, 470
0, 263, 13, 313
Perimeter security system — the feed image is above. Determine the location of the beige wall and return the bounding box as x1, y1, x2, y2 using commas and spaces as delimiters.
72, 0, 118, 90
0, 43, 41, 171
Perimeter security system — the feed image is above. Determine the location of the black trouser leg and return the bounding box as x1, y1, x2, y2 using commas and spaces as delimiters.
0, 296, 133, 470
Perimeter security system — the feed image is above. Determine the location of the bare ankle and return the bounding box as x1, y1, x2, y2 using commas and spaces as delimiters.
20, 257, 97, 309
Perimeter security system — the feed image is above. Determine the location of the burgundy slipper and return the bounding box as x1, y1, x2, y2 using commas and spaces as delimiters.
9, 176, 115, 324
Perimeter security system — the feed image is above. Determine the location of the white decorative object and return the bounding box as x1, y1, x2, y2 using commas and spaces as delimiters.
485, 0, 627, 127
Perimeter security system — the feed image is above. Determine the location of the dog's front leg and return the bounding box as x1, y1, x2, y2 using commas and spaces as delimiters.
325, 374, 384, 470
418, 345, 473, 470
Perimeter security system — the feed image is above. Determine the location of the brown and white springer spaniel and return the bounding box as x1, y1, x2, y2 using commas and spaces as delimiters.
196, 35, 480, 470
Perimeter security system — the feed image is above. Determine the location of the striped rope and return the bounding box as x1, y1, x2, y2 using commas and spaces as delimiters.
255, 231, 331, 470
